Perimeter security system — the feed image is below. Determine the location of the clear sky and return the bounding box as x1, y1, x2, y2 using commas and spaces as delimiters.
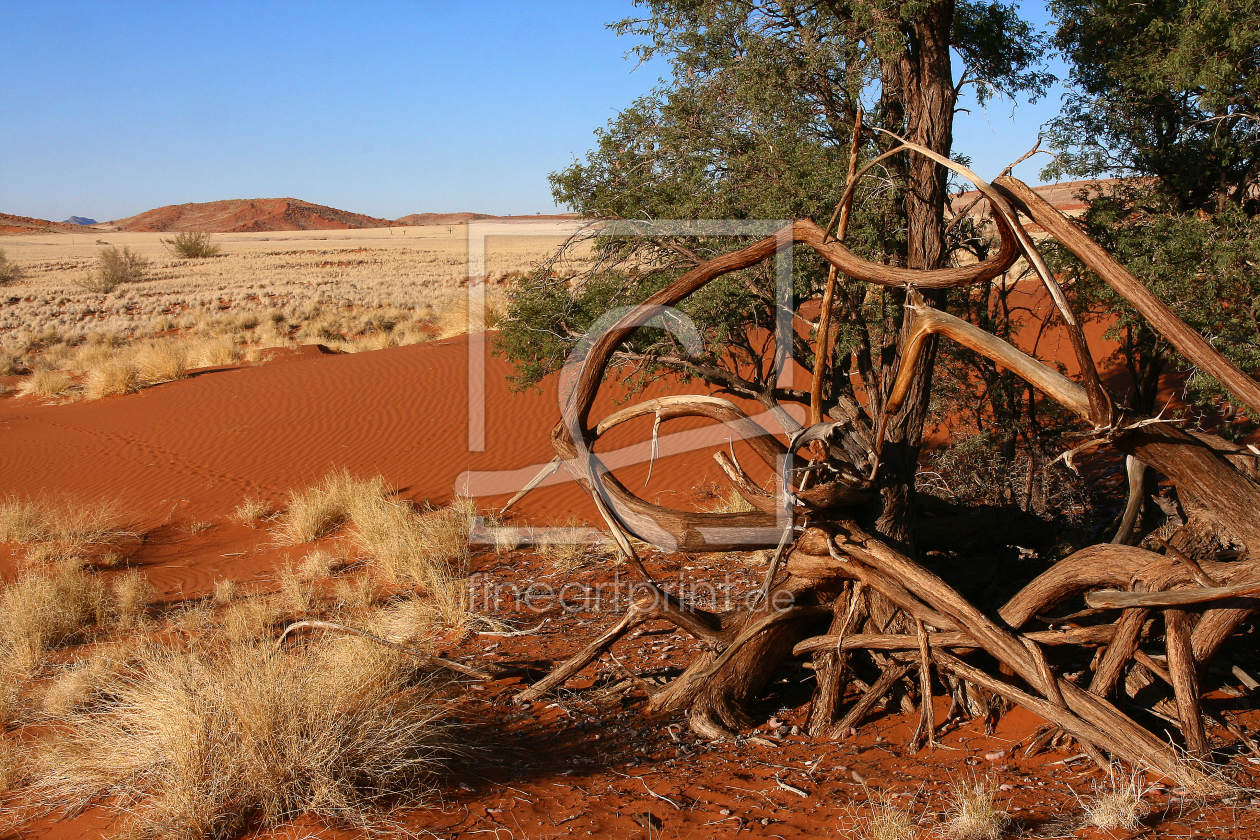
1, 1, 1069, 223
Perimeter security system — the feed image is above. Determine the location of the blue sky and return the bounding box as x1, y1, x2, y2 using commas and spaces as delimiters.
1, 1, 1069, 222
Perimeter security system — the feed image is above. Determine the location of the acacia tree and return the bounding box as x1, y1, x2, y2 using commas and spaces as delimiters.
499, 0, 1051, 546
1042, 1, 1260, 539
1045, 0, 1260, 214
488, 1, 1260, 780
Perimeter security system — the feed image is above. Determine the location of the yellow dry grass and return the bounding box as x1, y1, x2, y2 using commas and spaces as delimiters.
27, 638, 448, 839
15, 369, 74, 399
0, 223, 592, 402
944, 777, 1011, 840
844, 787, 917, 840
0, 494, 134, 565
230, 496, 271, 527
271, 471, 477, 627
0, 566, 109, 671
111, 569, 155, 628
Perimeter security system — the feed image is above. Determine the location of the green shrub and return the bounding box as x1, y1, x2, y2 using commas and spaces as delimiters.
161, 231, 221, 259
75, 246, 150, 294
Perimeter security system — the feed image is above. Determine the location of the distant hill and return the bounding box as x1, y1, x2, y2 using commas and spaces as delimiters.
110, 198, 402, 233
395, 212, 495, 226
0, 212, 86, 235
395, 211, 583, 226
63, 216, 98, 226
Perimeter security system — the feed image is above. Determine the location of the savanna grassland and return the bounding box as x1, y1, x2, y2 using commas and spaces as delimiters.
0, 223, 591, 400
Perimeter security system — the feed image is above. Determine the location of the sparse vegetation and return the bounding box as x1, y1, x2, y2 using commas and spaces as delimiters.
944, 777, 1010, 840
75, 246, 150, 294
230, 495, 271, 527
274, 469, 386, 545
161, 231, 222, 259
270, 470, 475, 626
111, 570, 155, 628
846, 788, 916, 840
1079, 765, 1149, 832
28, 639, 448, 839
0, 566, 109, 671
0, 248, 24, 286
0, 494, 134, 565
15, 369, 74, 399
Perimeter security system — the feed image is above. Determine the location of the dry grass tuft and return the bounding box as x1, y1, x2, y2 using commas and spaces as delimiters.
230, 496, 272, 527
274, 470, 387, 545
532, 516, 594, 573
0, 737, 22, 793
222, 598, 280, 644
15, 369, 75, 399
432, 292, 506, 339
132, 340, 189, 383
1079, 765, 1149, 832
944, 777, 1010, 840
0, 494, 133, 564
369, 597, 440, 647
0, 247, 25, 286
846, 787, 917, 840
187, 335, 240, 368
41, 650, 126, 718
348, 494, 474, 626
111, 569, 155, 628
28, 639, 447, 839
702, 486, 757, 514
333, 575, 376, 612
299, 547, 348, 581
211, 578, 237, 606
0, 566, 109, 671
275, 561, 311, 614
83, 358, 140, 399
268, 472, 479, 626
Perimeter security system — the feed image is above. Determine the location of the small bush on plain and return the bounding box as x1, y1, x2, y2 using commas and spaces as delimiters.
161, 231, 222, 259
0, 248, 25, 286
76, 246, 150, 294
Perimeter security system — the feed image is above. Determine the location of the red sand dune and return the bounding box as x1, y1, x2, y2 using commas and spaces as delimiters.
108, 198, 403, 233
0, 336, 782, 594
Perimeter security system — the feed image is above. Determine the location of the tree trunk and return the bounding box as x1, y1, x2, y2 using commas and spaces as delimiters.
872, 0, 957, 548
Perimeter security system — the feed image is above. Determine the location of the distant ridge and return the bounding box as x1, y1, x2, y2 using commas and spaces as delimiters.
0, 212, 85, 235
395, 212, 495, 226
63, 216, 97, 226
110, 198, 402, 233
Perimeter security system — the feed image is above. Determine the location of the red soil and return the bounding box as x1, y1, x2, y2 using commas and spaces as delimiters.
3, 335, 1259, 839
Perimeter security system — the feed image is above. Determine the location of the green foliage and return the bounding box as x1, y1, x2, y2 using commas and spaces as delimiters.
0, 249, 24, 286
1044, 186, 1260, 427
1045, 0, 1260, 212
500, 1, 1052, 413
161, 231, 221, 259
75, 246, 150, 294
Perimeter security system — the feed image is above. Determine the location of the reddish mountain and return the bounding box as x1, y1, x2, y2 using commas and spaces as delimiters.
109, 198, 401, 233
0, 212, 86, 235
